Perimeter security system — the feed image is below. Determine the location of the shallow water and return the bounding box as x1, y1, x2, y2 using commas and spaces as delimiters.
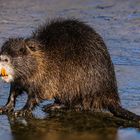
0, 0, 140, 140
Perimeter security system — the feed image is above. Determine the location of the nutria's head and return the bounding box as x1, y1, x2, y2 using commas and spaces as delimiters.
0, 38, 43, 83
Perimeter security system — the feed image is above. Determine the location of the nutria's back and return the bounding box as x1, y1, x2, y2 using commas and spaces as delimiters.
33, 19, 119, 110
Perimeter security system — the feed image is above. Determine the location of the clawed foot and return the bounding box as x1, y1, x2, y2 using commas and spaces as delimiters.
0, 106, 13, 114
14, 109, 33, 118
44, 103, 66, 112
0, 106, 33, 118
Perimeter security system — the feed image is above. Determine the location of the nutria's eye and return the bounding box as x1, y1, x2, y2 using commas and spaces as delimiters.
19, 48, 24, 52
19, 48, 26, 54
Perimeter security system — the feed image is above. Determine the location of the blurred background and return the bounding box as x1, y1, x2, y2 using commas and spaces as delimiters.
0, 0, 139, 140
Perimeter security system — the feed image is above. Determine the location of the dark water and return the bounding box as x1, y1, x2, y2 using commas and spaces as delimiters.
0, 0, 140, 140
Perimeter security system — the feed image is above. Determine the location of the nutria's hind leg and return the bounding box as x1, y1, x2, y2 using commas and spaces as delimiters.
43, 98, 66, 112
44, 103, 66, 112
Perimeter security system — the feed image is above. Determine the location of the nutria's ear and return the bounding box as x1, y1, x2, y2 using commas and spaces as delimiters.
19, 47, 27, 54
26, 45, 36, 52
25, 40, 39, 52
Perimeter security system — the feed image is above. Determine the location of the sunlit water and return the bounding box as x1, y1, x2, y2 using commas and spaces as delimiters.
0, 0, 140, 140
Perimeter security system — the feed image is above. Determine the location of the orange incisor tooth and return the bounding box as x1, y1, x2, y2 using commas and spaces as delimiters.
1, 68, 7, 76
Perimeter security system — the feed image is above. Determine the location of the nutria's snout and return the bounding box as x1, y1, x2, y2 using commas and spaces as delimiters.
0, 55, 14, 83
0, 55, 10, 63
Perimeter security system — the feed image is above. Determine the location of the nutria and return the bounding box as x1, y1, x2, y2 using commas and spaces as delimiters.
0, 18, 139, 120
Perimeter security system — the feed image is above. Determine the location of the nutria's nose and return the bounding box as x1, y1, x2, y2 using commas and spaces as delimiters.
0, 55, 9, 62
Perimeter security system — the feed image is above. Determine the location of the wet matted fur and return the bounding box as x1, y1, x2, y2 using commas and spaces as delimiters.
0, 18, 139, 120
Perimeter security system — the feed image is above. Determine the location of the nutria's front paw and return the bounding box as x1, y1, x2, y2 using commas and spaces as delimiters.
14, 109, 33, 118
0, 106, 13, 114
0, 107, 4, 114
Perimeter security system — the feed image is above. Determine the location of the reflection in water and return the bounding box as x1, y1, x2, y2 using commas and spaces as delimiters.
8, 112, 117, 140
2, 111, 139, 140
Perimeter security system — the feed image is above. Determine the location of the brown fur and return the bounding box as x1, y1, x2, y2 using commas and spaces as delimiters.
0, 18, 140, 120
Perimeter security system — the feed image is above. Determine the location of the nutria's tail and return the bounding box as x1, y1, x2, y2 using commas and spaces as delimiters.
108, 104, 140, 121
